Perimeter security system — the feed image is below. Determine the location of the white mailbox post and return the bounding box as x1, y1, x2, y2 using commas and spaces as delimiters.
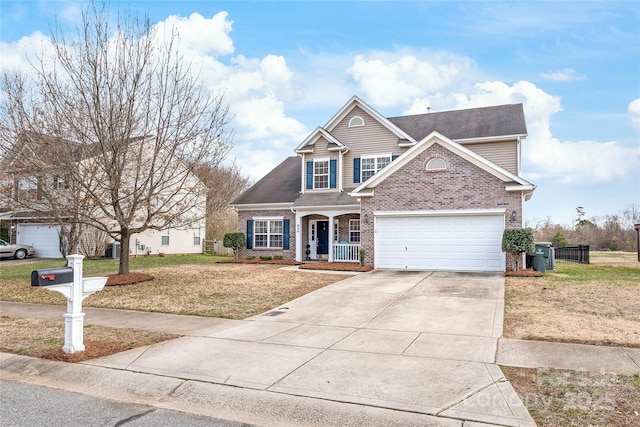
31, 254, 107, 354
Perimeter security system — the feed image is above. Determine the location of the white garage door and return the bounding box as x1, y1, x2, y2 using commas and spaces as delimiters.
18, 224, 63, 258
376, 214, 505, 272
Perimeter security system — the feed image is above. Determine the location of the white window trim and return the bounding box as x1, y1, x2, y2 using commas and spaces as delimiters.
361, 153, 392, 182
193, 228, 201, 246
161, 229, 170, 246
313, 157, 330, 190
426, 157, 447, 171
253, 217, 284, 249
348, 116, 365, 127
349, 219, 361, 243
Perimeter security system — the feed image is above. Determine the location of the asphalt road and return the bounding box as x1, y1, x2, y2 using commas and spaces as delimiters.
0, 380, 248, 427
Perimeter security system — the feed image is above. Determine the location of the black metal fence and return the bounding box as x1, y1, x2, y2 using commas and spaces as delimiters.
555, 245, 590, 264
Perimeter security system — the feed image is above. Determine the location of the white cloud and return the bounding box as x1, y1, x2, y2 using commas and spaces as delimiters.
153, 12, 234, 57
349, 51, 476, 107
539, 68, 586, 82
453, 80, 639, 184
233, 95, 308, 143
629, 98, 640, 126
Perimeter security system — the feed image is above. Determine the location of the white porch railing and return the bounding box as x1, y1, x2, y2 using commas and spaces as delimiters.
333, 243, 360, 262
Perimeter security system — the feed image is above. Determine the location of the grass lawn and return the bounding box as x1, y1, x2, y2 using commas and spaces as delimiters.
503, 251, 640, 426
0, 254, 352, 361
504, 251, 640, 348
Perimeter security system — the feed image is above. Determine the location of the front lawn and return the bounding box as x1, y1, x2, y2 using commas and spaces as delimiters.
504, 251, 640, 347
0, 254, 352, 319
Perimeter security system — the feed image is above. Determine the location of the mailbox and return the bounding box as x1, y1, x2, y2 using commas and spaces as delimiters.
31, 267, 74, 287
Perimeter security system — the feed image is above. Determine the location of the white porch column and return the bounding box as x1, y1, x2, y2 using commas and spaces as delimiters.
328, 214, 335, 262
295, 212, 303, 262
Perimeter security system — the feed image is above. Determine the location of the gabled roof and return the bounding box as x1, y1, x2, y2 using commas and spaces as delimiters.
350, 131, 535, 199
295, 127, 348, 153
388, 104, 527, 142
231, 156, 301, 206
323, 95, 415, 142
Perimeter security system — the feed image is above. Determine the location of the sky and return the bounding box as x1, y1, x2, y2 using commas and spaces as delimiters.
1, 0, 639, 227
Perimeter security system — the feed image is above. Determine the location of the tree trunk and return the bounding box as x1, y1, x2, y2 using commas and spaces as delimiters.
119, 228, 131, 275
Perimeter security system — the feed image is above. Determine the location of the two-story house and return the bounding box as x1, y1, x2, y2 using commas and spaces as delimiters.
0, 133, 206, 258
231, 96, 535, 272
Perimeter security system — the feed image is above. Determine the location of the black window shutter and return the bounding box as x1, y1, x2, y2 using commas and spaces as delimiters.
246, 220, 253, 249
329, 159, 337, 188
306, 161, 313, 189
283, 219, 290, 250
353, 158, 361, 183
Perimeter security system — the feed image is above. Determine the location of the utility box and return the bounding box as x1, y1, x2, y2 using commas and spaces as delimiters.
535, 242, 555, 271
31, 267, 74, 287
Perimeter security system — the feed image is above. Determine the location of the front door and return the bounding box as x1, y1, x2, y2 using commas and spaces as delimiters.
317, 220, 329, 255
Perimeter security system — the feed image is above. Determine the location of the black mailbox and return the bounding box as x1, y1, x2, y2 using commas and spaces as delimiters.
31, 267, 74, 287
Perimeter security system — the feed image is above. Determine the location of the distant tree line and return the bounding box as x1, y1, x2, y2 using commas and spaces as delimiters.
532, 205, 639, 252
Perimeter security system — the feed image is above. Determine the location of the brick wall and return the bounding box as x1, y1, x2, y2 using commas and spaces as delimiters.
237, 209, 296, 259
360, 142, 523, 265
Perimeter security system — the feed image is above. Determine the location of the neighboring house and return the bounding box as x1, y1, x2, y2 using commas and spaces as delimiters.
0, 134, 205, 259
231, 96, 535, 272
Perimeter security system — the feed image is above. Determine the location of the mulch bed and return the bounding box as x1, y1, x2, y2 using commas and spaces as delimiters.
219, 258, 373, 272
218, 258, 301, 265
505, 268, 544, 277
298, 262, 373, 272
42, 340, 130, 363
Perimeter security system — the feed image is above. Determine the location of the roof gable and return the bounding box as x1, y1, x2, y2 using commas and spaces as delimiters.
350, 131, 533, 196
295, 127, 347, 153
323, 95, 414, 142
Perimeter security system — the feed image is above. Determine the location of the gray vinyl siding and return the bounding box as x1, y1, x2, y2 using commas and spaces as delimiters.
463, 140, 518, 174
308, 136, 332, 157
332, 106, 406, 187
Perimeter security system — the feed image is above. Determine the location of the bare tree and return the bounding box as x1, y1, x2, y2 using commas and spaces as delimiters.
0, 2, 233, 274
194, 162, 249, 241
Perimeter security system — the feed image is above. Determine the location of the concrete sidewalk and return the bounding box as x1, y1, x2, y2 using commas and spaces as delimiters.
2, 270, 638, 426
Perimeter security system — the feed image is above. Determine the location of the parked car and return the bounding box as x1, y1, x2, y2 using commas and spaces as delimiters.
0, 239, 36, 259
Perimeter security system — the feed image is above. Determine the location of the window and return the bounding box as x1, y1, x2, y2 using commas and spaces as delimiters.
193, 229, 201, 246
349, 219, 361, 243
17, 177, 38, 200
348, 116, 364, 127
161, 229, 170, 245
361, 155, 391, 182
426, 157, 447, 171
54, 176, 69, 190
254, 219, 283, 248
314, 160, 329, 189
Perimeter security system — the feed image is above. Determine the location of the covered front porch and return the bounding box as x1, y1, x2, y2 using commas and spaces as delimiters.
294, 210, 362, 263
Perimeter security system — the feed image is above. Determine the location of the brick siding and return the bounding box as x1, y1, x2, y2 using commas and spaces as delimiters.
360, 142, 523, 265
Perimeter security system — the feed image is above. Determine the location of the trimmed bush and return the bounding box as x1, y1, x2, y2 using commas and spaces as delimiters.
260, 255, 272, 261
502, 228, 535, 271
223, 232, 246, 258
273, 255, 283, 260
246, 255, 255, 260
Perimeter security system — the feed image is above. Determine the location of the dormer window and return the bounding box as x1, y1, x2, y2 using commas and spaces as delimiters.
426, 157, 447, 171
348, 116, 364, 127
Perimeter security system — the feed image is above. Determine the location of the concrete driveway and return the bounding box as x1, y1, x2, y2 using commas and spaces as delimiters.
87, 270, 534, 426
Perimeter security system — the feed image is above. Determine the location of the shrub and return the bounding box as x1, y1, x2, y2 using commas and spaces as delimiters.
246, 255, 255, 260
223, 232, 246, 258
502, 228, 535, 271
273, 255, 283, 260
260, 255, 272, 261
359, 248, 366, 267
